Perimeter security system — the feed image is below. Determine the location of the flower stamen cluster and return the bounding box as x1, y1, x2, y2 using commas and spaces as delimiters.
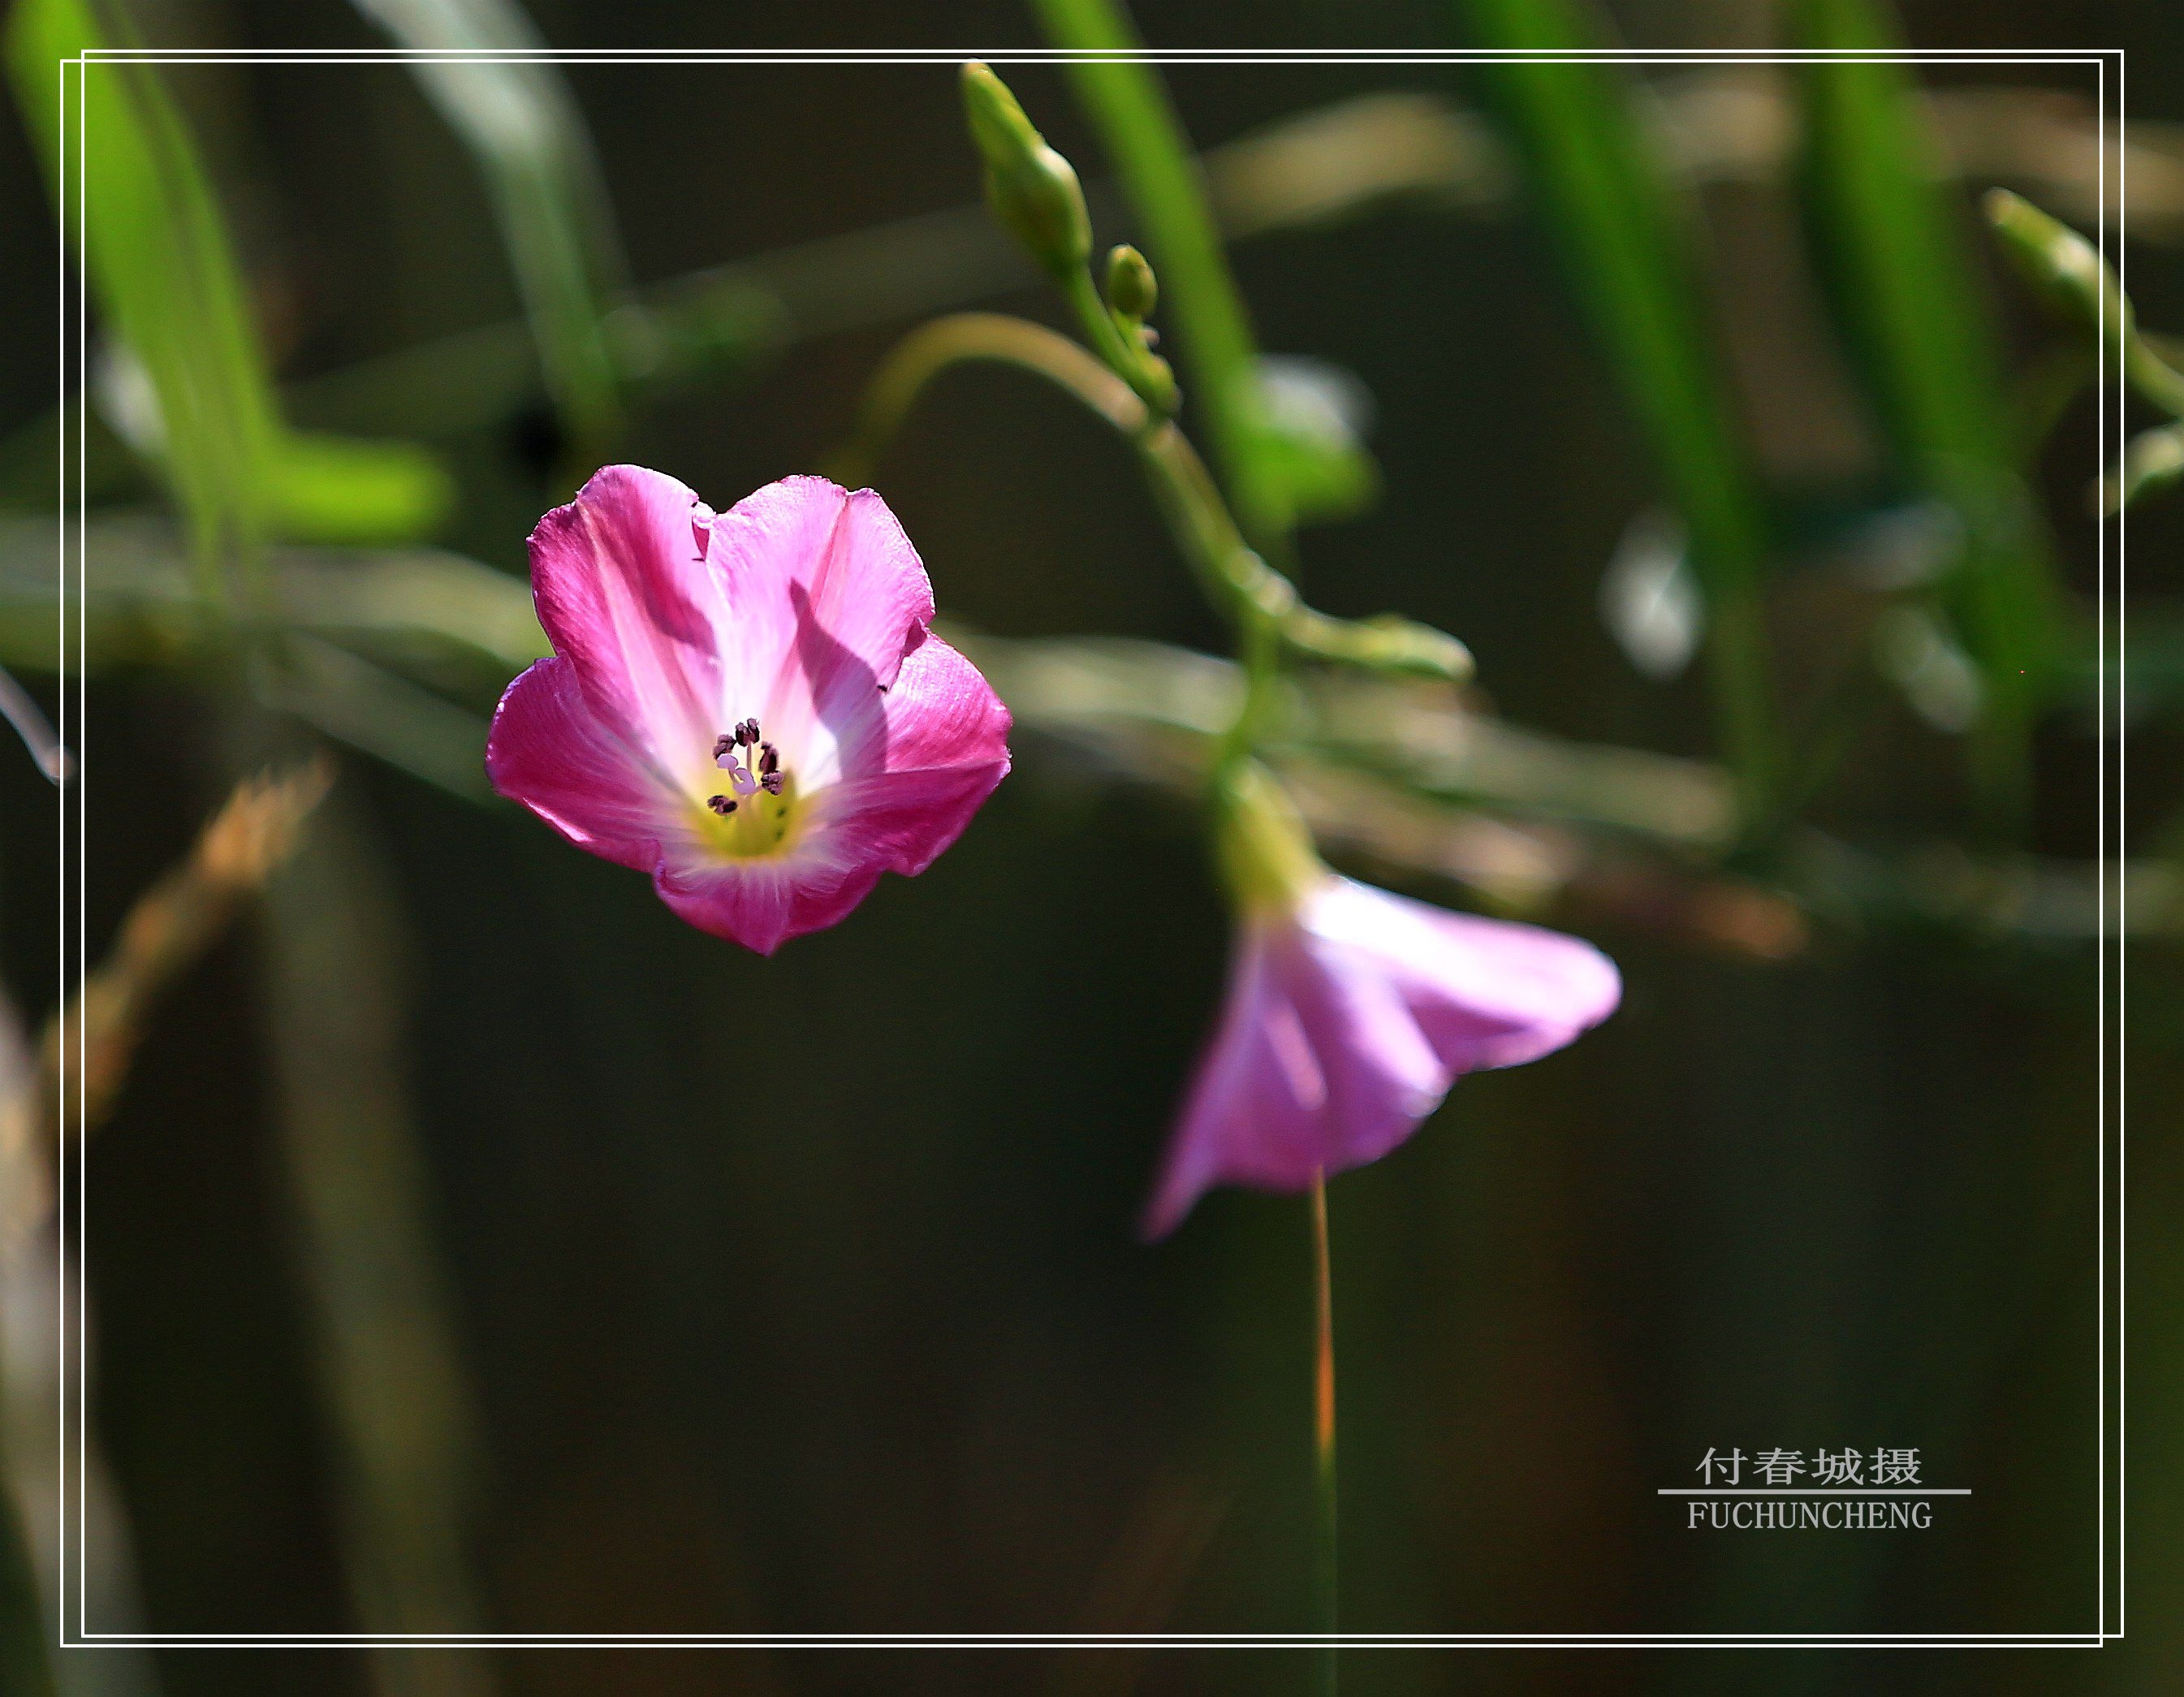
708, 719, 785, 815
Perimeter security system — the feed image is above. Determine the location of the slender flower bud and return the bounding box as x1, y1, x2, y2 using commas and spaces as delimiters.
961, 62, 1092, 280
1105, 243, 1159, 321
1983, 188, 2126, 339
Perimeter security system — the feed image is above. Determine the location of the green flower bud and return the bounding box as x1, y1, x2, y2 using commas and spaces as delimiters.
1104, 244, 1159, 320
961, 62, 1091, 280
2115, 420, 2184, 512
1983, 188, 2125, 338
1273, 605, 1472, 684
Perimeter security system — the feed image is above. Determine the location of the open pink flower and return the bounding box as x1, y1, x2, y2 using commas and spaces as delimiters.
1143, 773, 1620, 1238
487, 467, 1011, 954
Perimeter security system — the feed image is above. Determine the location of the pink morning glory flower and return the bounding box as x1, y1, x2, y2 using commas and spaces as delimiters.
487, 466, 1011, 954
1143, 766, 1621, 1238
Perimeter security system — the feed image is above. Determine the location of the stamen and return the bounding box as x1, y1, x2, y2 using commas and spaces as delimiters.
712, 718, 791, 823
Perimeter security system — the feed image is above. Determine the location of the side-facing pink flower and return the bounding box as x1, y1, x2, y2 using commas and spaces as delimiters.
1143, 766, 1621, 1238
487, 466, 1012, 954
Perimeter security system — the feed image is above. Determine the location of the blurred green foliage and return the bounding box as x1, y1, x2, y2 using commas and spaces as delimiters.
1457, 0, 1782, 831
1791, 0, 2064, 828
6, 0, 455, 589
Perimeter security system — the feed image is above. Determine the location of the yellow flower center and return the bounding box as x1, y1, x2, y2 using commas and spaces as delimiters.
694, 719, 805, 860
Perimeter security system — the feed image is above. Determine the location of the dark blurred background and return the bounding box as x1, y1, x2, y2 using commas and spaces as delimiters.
0, 2, 2177, 1694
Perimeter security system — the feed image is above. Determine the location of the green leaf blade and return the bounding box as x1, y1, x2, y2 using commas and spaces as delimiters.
1455, 0, 1780, 823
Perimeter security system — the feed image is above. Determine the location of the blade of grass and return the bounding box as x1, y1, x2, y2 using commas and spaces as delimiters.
1029, 0, 1293, 555
8, 0, 277, 601
6, 0, 457, 573
1455, 0, 1780, 829
41, 760, 334, 1155
352, 0, 628, 464
0, 515, 547, 689
253, 774, 495, 1697
0, 1461, 50, 1697
1790, 0, 2063, 831
257, 637, 499, 804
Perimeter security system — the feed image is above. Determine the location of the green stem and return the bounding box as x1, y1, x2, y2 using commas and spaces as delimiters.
844, 314, 1470, 684
1456, 0, 1781, 831
1310, 1175, 1339, 1694
1031, 0, 1288, 555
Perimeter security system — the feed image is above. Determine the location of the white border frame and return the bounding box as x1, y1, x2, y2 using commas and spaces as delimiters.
50, 42, 2128, 1653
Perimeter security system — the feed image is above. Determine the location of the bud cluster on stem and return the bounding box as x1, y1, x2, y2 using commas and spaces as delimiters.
950, 63, 1471, 713
1985, 187, 2184, 509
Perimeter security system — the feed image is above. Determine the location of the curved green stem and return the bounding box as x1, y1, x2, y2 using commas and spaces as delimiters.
845, 314, 1469, 688
1032, 0, 1285, 554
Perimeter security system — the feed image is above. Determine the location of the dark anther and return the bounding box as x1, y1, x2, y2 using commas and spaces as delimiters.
757, 742, 779, 775
713, 734, 737, 760
707, 794, 738, 815
760, 772, 784, 795
736, 718, 762, 747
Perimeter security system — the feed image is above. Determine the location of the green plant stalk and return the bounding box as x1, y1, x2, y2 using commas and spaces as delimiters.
352, 0, 629, 463
1032, 0, 1291, 555
8, 0, 277, 602
1983, 188, 2184, 516
1310, 1174, 1340, 1697
1983, 189, 2184, 421
845, 313, 1468, 683
8, 1, 458, 580
1456, 0, 1780, 831
940, 64, 1347, 1632
1792, 0, 2061, 834
479, 142, 626, 466
255, 779, 495, 1697
0, 1416, 53, 1697
1058, 264, 1176, 416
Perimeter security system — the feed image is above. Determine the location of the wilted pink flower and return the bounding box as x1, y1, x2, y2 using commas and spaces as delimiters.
1143, 769, 1620, 1238
488, 467, 1011, 954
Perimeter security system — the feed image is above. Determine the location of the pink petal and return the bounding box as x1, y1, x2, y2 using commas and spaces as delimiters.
1142, 921, 1442, 1240
653, 857, 807, 956
808, 633, 1013, 869
528, 464, 729, 771
502, 469, 1012, 955
1143, 929, 1295, 1241
1308, 879, 1622, 1071
650, 827, 945, 956
486, 657, 694, 873
706, 477, 939, 781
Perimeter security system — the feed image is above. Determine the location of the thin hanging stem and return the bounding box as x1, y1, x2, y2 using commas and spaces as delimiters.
1310, 1172, 1339, 1695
